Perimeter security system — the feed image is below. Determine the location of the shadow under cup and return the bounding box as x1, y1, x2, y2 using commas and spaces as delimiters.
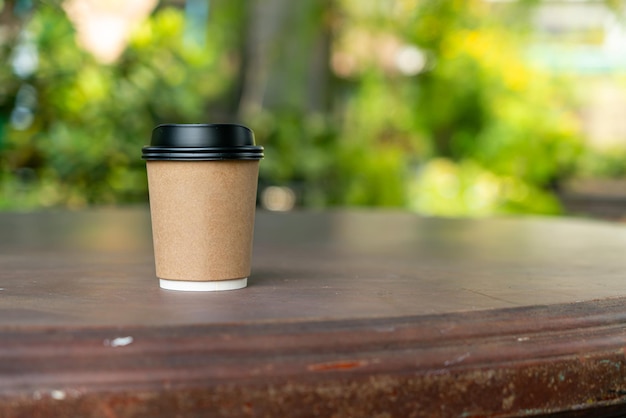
142, 124, 264, 292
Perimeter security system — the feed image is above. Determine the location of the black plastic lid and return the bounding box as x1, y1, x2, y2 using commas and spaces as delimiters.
142, 124, 264, 161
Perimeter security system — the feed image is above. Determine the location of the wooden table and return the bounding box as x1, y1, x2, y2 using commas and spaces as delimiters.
2, 208, 626, 417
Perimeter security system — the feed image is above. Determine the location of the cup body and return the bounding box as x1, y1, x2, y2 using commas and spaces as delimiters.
146, 160, 259, 290
142, 124, 263, 291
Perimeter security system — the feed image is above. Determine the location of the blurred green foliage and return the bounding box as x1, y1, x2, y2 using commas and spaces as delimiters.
324, 0, 583, 214
0, 1, 244, 209
0, 0, 621, 215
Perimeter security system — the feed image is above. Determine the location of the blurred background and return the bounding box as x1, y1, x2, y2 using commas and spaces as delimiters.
1, 0, 625, 219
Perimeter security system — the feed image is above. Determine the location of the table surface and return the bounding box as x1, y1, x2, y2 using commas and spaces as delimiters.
2, 208, 626, 417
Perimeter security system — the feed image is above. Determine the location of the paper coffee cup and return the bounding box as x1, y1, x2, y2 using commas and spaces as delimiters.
142, 124, 263, 291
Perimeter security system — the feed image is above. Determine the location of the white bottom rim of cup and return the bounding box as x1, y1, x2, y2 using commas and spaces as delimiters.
159, 278, 248, 292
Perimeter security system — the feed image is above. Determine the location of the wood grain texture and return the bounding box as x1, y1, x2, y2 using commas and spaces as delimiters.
2, 208, 626, 417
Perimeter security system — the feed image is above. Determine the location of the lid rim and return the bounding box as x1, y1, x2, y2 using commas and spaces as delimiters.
143, 156, 264, 161
142, 148, 264, 161
142, 145, 264, 151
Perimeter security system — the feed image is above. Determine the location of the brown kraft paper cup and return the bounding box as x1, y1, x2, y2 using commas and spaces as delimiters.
142, 124, 263, 291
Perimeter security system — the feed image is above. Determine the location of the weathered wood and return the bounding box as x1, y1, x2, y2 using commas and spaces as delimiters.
1, 208, 626, 417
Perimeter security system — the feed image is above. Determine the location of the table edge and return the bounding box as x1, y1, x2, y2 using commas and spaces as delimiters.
2, 297, 626, 416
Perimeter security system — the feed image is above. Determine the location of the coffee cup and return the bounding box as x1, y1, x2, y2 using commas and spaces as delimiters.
142, 124, 263, 291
